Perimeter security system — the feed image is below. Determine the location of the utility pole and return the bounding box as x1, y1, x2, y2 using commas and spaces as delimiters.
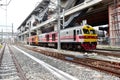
2, 29, 3, 42
62, 8, 65, 29
11, 23, 14, 43
12, 23, 13, 38
6, 0, 7, 42
29, 22, 31, 45
57, 0, 61, 50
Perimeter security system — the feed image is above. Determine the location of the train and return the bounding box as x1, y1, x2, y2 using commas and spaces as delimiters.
27, 25, 98, 50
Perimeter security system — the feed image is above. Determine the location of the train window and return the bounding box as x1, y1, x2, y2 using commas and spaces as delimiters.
90, 30, 96, 34
66, 32, 68, 34
80, 30, 82, 34
32, 38, 34, 41
83, 29, 90, 34
77, 30, 79, 34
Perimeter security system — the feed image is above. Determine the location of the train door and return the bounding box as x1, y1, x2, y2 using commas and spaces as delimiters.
35, 36, 38, 45
52, 33, 56, 41
46, 35, 49, 41
73, 30, 76, 41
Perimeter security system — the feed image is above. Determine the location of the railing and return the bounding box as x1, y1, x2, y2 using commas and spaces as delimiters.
64, 12, 80, 27
35, 6, 49, 21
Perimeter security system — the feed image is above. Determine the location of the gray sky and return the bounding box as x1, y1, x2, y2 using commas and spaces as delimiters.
0, 0, 42, 32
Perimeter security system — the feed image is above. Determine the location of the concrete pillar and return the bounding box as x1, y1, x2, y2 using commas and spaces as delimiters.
24, 34, 27, 44
54, 24, 58, 31
36, 29, 42, 35
21, 35, 24, 43
18, 36, 21, 42
109, 2, 120, 46
20, 36, 22, 42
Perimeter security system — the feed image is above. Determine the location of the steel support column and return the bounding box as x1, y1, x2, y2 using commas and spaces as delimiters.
57, 0, 61, 50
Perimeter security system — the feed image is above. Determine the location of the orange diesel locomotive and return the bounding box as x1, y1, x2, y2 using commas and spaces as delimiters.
27, 25, 97, 50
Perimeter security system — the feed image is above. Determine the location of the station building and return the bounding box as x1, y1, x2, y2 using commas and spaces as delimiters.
17, 0, 120, 47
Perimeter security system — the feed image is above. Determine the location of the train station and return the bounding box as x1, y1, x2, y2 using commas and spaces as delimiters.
0, 0, 120, 80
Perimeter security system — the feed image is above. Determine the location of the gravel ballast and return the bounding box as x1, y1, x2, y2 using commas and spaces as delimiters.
12, 45, 120, 80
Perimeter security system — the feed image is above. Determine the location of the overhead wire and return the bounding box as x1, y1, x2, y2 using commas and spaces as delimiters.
0, 0, 12, 6
6, 0, 12, 6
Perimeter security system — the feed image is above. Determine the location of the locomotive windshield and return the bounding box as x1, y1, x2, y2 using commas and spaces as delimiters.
83, 29, 90, 34
90, 30, 96, 34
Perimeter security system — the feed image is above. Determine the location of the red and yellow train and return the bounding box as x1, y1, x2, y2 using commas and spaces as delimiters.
27, 25, 98, 50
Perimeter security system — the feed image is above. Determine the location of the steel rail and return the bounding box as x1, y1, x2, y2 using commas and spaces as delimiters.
0, 44, 6, 66
8, 45, 28, 80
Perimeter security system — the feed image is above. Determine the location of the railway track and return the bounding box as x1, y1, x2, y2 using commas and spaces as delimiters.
0, 44, 5, 66
0, 44, 27, 80
92, 49, 120, 57
23, 45, 120, 78
96, 48, 120, 52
